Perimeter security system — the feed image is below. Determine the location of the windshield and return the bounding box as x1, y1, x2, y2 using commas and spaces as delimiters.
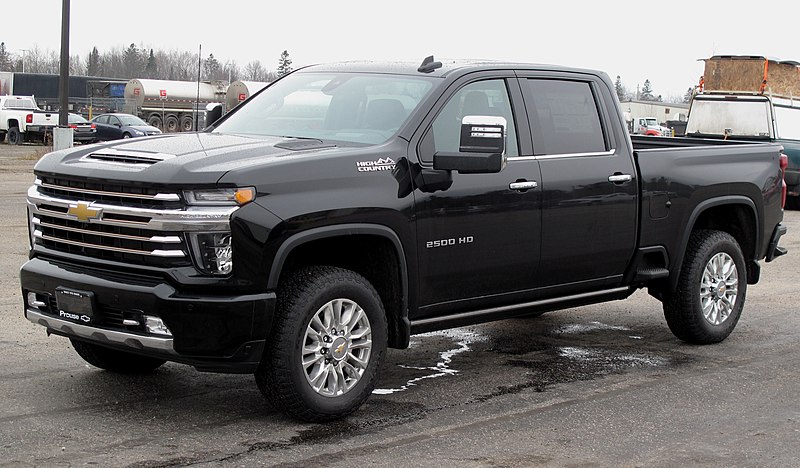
118, 115, 147, 126
686, 98, 772, 137
644, 118, 658, 126
213, 72, 436, 145
68, 114, 88, 124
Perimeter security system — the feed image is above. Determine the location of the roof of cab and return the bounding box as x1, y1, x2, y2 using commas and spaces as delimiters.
296, 59, 604, 79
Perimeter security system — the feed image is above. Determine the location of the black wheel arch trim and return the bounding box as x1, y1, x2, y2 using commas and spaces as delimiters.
267, 223, 410, 348
669, 195, 759, 292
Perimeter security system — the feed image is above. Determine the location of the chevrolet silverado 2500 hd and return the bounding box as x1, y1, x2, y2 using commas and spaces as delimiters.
21, 58, 788, 422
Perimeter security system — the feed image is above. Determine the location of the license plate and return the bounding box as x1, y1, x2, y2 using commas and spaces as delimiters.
55, 287, 95, 323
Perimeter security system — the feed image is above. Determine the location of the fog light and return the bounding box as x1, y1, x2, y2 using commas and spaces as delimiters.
144, 316, 172, 336
27, 292, 47, 308
190, 232, 233, 275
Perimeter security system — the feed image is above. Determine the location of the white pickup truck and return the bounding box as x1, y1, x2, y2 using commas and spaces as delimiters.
0, 95, 59, 145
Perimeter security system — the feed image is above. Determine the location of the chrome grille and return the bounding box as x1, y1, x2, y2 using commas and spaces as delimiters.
37, 176, 181, 209
28, 178, 237, 270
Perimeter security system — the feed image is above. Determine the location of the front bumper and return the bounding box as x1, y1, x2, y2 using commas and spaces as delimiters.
21, 257, 275, 373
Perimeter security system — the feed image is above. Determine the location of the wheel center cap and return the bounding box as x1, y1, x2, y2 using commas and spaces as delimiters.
715, 283, 727, 298
330, 337, 349, 360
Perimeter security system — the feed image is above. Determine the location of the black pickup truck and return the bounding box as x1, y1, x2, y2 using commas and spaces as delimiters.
21, 58, 788, 422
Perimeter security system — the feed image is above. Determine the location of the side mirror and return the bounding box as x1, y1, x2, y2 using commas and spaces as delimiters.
433, 115, 507, 174
205, 103, 224, 129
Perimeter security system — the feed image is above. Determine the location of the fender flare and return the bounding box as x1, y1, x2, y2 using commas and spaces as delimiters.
669, 195, 759, 291
267, 223, 410, 346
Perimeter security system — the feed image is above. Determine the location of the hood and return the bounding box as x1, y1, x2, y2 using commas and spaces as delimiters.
33, 132, 341, 186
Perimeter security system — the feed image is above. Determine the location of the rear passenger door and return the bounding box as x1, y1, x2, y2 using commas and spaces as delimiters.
516, 74, 637, 292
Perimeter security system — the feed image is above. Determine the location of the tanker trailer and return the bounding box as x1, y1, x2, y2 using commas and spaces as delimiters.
225, 81, 270, 112
124, 79, 228, 132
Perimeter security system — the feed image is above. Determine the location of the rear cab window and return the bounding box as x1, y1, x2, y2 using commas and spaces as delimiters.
522, 79, 608, 155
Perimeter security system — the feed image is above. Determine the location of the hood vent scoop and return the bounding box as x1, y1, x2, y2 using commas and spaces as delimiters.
81, 149, 177, 166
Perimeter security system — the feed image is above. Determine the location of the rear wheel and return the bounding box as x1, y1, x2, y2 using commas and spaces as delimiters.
147, 114, 163, 131
663, 229, 746, 344
8, 127, 22, 145
180, 115, 194, 132
70, 339, 166, 373
164, 115, 179, 133
786, 195, 800, 211
255, 266, 387, 422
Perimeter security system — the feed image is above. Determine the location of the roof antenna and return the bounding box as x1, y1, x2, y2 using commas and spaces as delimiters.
418, 55, 442, 73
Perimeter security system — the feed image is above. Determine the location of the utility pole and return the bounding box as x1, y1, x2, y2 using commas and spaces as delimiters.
19, 49, 29, 73
55, 0, 73, 149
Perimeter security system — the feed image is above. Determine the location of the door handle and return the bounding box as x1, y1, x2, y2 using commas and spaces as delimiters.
509, 181, 538, 191
608, 174, 632, 183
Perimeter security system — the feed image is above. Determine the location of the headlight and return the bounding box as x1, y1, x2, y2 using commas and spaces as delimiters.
189, 232, 233, 275
132, 129, 144, 136
184, 187, 255, 206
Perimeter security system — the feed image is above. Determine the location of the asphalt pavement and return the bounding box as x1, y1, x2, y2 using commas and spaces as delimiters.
1, 147, 798, 467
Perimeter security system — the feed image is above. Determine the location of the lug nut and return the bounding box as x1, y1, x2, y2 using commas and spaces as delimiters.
320, 348, 327, 354
323, 336, 331, 343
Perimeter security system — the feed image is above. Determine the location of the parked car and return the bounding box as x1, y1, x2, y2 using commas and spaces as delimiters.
90, 113, 161, 141
67, 113, 97, 144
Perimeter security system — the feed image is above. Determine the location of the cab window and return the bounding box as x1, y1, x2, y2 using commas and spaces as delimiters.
524, 79, 606, 155
421, 79, 519, 161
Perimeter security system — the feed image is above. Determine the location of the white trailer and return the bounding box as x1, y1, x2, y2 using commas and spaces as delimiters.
225, 81, 269, 112
124, 79, 227, 132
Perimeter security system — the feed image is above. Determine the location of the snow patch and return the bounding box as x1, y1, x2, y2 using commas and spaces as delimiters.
554, 321, 630, 335
372, 329, 486, 395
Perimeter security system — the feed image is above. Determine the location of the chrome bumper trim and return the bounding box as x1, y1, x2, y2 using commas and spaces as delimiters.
26, 308, 176, 355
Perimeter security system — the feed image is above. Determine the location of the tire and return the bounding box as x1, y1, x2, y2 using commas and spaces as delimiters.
122, 132, 131, 139
255, 266, 387, 422
147, 114, 163, 131
0, 131, 6, 143
8, 127, 22, 145
785, 195, 800, 211
70, 338, 166, 373
164, 115, 179, 133
180, 115, 194, 132
663, 229, 747, 344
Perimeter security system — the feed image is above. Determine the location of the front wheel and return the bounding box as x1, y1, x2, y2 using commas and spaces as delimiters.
70, 339, 166, 373
255, 266, 387, 422
122, 132, 131, 139
663, 229, 747, 344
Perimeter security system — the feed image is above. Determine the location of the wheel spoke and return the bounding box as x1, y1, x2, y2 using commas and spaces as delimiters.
349, 338, 372, 350
347, 351, 369, 370
301, 297, 373, 398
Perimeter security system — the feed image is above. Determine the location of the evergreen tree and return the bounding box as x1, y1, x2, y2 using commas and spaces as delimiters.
203, 53, 220, 80
86, 46, 101, 76
277, 50, 292, 77
122, 43, 142, 78
144, 49, 157, 78
640, 79, 656, 101
614, 75, 626, 101
0, 42, 12, 72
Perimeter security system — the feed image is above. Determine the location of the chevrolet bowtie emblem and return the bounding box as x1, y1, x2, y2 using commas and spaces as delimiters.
67, 202, 102, 222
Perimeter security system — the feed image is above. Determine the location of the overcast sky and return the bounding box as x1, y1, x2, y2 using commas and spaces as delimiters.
5, 0, 800, 99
